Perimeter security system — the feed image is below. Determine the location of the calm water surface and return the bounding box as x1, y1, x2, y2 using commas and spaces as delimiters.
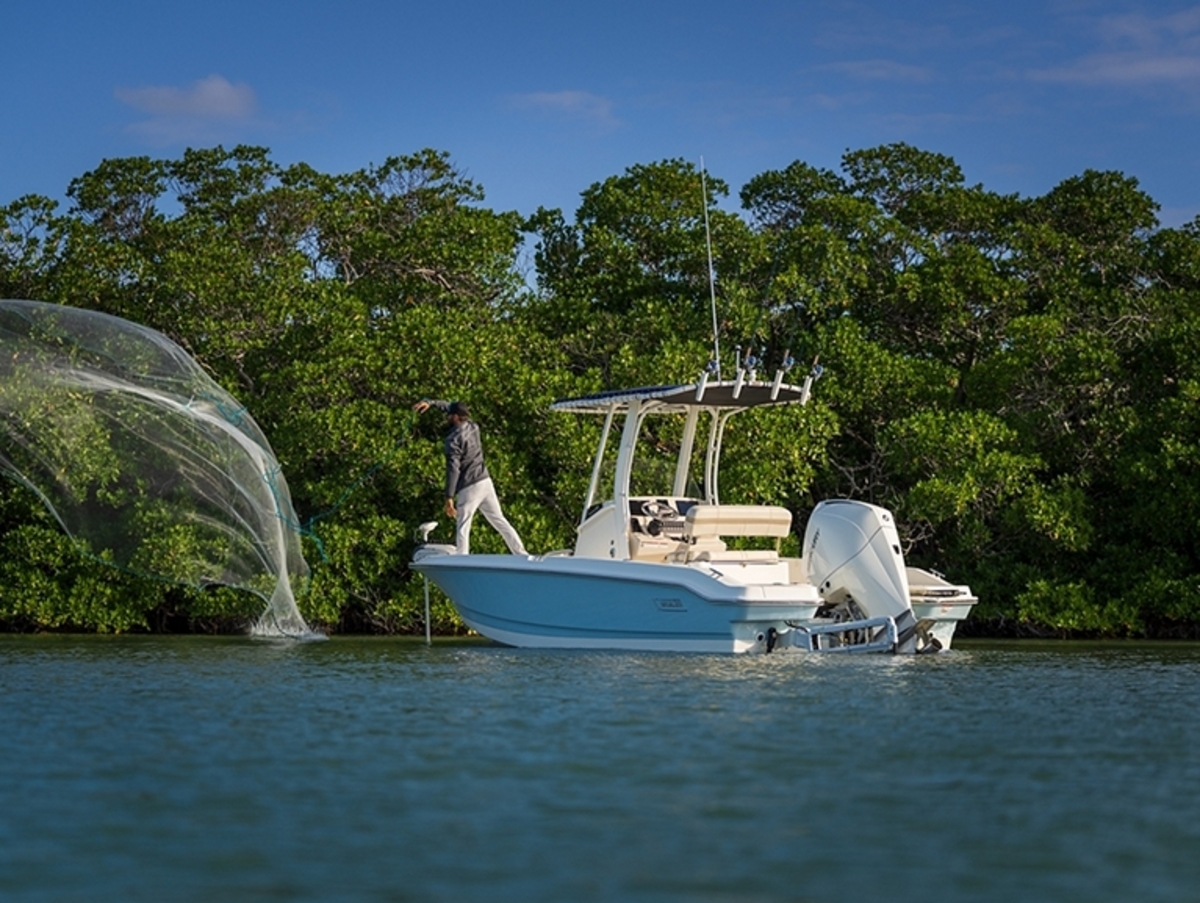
1, 636, 1198, 902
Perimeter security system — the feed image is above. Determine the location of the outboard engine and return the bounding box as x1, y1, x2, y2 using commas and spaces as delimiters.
802, 500, 918, 653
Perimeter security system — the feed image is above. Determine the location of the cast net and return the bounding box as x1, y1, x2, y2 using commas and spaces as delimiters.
0, 299, 316, 638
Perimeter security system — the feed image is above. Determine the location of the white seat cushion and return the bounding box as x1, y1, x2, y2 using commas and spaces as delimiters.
683, 505, 792, 539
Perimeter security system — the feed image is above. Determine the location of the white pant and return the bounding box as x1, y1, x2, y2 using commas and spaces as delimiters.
455, 477, 526, 555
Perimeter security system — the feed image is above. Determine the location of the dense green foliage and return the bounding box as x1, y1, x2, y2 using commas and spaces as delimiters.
3, 144, 1199, 636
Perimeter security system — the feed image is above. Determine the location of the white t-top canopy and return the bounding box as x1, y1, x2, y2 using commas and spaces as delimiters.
550, 380, 809, 414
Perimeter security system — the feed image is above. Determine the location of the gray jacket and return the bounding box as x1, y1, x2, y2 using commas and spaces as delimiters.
427, 400, 490, 497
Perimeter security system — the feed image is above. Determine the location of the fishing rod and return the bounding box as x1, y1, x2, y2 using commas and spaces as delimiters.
700, 157, 721, 380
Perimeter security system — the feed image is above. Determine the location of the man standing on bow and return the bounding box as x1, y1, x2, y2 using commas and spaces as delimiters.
412, 398, 527, 556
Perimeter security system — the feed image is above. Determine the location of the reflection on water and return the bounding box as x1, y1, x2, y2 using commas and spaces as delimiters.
2, 637, 1199, 902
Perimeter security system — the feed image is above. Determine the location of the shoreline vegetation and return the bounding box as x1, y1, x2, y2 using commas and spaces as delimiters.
3, 144, 1200, 638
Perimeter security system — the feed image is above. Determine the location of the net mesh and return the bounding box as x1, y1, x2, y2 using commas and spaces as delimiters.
0, 299, 316, 638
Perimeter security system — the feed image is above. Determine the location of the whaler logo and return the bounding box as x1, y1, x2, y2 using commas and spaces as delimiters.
655, 598, 686, 612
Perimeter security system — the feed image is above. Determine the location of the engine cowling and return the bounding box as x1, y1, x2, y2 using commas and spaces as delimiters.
802, 499, 916, 652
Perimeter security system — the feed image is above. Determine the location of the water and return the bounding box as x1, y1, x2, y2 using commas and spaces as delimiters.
2, 637, 1198, 902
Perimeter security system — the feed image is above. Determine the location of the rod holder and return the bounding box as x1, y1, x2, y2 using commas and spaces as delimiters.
770, 368, 785, 400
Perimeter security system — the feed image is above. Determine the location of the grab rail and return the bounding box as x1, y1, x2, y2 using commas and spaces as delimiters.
790, 615, 899, 653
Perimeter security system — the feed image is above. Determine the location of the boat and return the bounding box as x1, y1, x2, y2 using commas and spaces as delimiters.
412, 362, 976, 653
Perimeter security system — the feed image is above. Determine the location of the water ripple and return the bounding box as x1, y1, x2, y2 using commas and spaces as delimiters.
2, 637, 1199, 902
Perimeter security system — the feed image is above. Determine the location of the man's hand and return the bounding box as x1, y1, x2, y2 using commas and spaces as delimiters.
412, 400, 430, 414
444, 497, 457, 519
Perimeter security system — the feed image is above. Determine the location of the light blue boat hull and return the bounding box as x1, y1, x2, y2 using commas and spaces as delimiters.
412, 554, 822, 653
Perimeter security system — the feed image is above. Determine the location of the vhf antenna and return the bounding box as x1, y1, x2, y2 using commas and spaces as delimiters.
700, 157, 720, 380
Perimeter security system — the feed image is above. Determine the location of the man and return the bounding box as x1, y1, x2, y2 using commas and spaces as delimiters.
412, 398, 527, 556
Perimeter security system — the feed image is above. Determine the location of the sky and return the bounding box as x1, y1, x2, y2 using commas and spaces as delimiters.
4, 0, 1200, 226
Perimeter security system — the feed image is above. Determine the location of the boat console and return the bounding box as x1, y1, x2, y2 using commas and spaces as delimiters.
584, 496, 795, 568
629, 496, 691, 537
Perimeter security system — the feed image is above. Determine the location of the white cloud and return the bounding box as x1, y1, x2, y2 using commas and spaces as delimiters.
1035, 53, 1200, 86
116, 74, 258, 118
1031, 6, 1200, 90
114, 75, 261, 146
815, 59, 934, 83
506, 90, 619, 128
1097, 7, 1200, 49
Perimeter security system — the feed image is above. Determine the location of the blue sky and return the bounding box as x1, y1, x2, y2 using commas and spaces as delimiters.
4, 0, 1200, 226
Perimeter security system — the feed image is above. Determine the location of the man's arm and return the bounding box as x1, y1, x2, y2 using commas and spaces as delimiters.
412, 398, 450, 414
